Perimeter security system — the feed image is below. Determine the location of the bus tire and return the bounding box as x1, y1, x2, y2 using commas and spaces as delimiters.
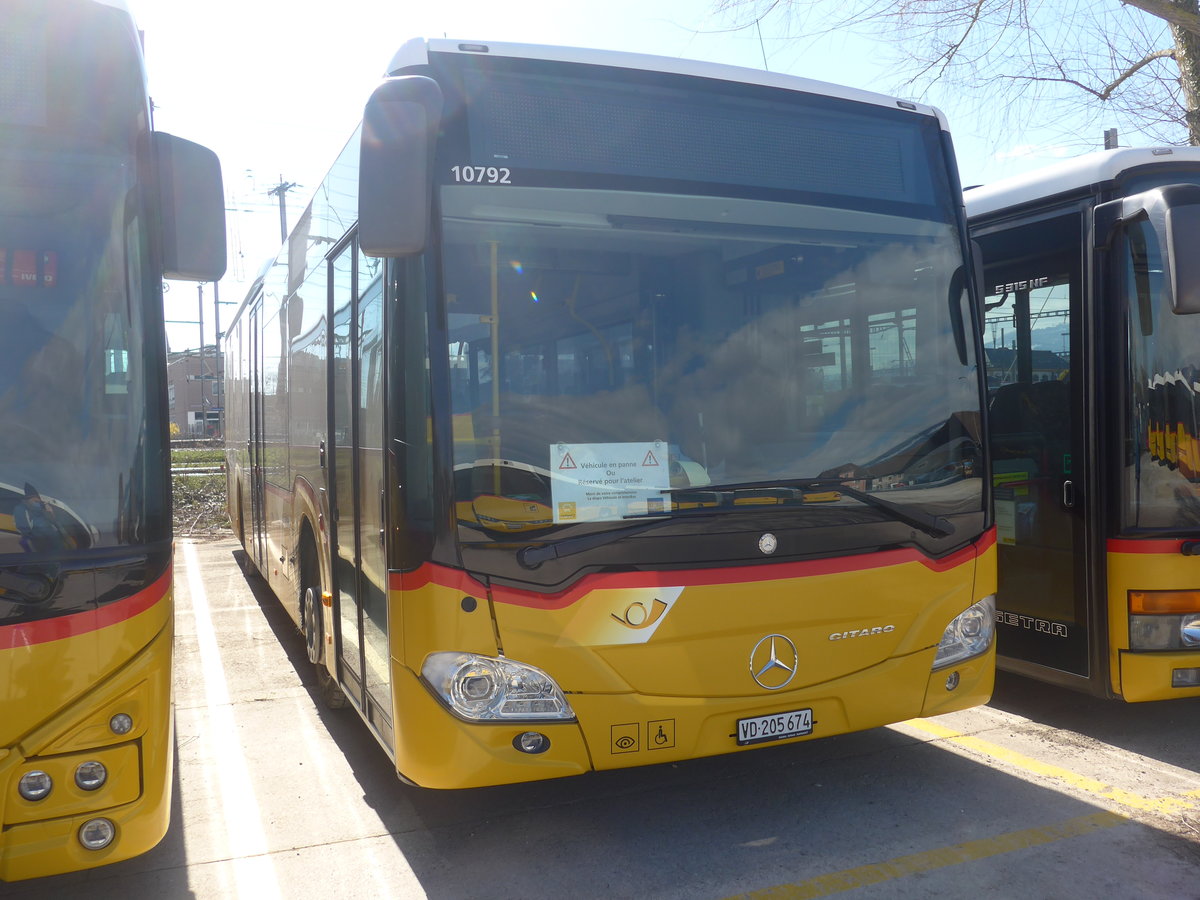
303, 586, 323, 665
300, 550, 347, 710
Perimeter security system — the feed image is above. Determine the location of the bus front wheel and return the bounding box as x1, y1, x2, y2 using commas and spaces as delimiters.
302, 584, 347, 710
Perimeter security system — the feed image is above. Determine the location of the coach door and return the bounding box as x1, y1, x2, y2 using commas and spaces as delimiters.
328, 238, 393, 748
248, 301, 268, 571
976, 211, 1091, 681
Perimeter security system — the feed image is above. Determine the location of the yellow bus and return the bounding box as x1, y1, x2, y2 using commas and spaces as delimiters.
224, 38, 996, 789
967, 147, 1200, 701
0, 0, 225, 881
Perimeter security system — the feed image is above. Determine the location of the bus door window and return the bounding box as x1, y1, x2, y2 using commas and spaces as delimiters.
978, 211, 1088, 675
330, 245, 362, 695
356, 242, 391, 734
248, 299, 269, 568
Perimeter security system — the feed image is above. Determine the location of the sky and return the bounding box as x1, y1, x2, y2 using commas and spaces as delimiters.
123, 0, 1136, 352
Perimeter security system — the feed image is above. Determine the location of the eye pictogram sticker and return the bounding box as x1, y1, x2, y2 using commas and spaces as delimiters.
611, 723, 639, 754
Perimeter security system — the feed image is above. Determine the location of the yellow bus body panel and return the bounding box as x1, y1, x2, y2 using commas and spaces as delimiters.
0, 581, 174, 881
388, 537, 995, 788
1107, 541, 1200, 702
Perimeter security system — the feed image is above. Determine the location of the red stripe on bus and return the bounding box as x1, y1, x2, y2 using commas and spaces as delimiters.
1107, 538, 1189, 554
388, 530, 993, 609
391, 566, 488, 596
0, 567, 171, 650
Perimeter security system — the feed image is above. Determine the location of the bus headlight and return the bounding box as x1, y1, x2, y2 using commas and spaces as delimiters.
422, 652, 575, 721
1129, 591, 1200, 650
933, 595, 995, 670
18, 771, 52, 801
75, 761, 107, 791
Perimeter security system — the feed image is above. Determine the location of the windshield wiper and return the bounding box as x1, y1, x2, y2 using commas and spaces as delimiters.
516, 506, 747, 568
516, 476, 955, 569
665, 477, 956, 539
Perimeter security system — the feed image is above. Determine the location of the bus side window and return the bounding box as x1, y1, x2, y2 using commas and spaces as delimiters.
1125, 218, 1158, 338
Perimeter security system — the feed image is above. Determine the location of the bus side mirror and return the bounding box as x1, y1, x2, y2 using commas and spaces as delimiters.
1097, 184, 1200, 315
154, 133, 227, 282
358, 75, 443, 258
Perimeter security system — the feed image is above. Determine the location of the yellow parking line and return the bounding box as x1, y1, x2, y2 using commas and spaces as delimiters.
904, 718, 1199, 817
728, 716, 1198, 899
726, 811, 1128, 899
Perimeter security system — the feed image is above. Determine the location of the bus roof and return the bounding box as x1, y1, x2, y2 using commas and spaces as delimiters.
385, 38, 950, 129
965, 146, 1200, 219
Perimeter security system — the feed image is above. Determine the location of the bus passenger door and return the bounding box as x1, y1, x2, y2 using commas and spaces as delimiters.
249, 302, 268, 571
356, 245, 391, 746
330, 244, 363, 707
328, 239, 393, 747
977, 212, 1091, 680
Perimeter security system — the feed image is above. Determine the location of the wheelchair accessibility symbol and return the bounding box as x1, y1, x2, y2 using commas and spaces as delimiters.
648, 719, 675, 751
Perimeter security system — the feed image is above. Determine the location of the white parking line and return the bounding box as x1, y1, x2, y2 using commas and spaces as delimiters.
182, 540, 282, 899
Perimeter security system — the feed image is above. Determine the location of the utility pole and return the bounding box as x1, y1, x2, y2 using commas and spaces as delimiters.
197, 282, 205, 362
198, 282, 209, 435
267, 175, 298, 242
212, 281, 238, 439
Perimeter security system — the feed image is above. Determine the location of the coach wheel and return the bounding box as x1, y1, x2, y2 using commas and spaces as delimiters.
303, 586, 323, 665
303, 585, 348, 709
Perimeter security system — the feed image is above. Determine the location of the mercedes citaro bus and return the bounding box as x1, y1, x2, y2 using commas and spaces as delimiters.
225, 38, 996, 789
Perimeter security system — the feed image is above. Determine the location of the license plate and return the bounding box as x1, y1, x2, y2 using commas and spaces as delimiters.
736, 708, 813, 746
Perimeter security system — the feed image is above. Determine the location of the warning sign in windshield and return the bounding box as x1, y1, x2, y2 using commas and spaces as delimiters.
550, 441, 671, 523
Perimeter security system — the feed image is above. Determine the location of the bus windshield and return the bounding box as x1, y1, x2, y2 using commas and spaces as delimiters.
0, 150, 159, 559
443, 185, 983, 539
0, 4, 160, 561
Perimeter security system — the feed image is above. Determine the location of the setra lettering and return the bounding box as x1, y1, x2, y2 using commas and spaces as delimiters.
996, 609, 1069, 638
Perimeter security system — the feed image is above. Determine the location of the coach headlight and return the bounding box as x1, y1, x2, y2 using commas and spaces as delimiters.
422, 652, 575, 721
1129, 591, 1200, 650
18, 770, 52, 801
933, 595, 995, 670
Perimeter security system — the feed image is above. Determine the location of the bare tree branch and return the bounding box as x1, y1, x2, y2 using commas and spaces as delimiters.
1003, 50, 1175, 101
1121, 0, 1200, 37
1097, 48, 1177, 98
906, 0, 989, 84
713, 0, 1199, 146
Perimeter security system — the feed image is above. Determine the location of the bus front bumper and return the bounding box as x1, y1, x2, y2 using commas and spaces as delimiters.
0, 623, 173, 882
389, 644, 993, 790
1118, 650, 1200, 702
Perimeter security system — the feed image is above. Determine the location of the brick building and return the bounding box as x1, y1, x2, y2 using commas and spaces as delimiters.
166, 346, 221, 437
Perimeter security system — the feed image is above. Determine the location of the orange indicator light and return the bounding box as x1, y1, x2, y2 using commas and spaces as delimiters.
1129, 590, 1200, 614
